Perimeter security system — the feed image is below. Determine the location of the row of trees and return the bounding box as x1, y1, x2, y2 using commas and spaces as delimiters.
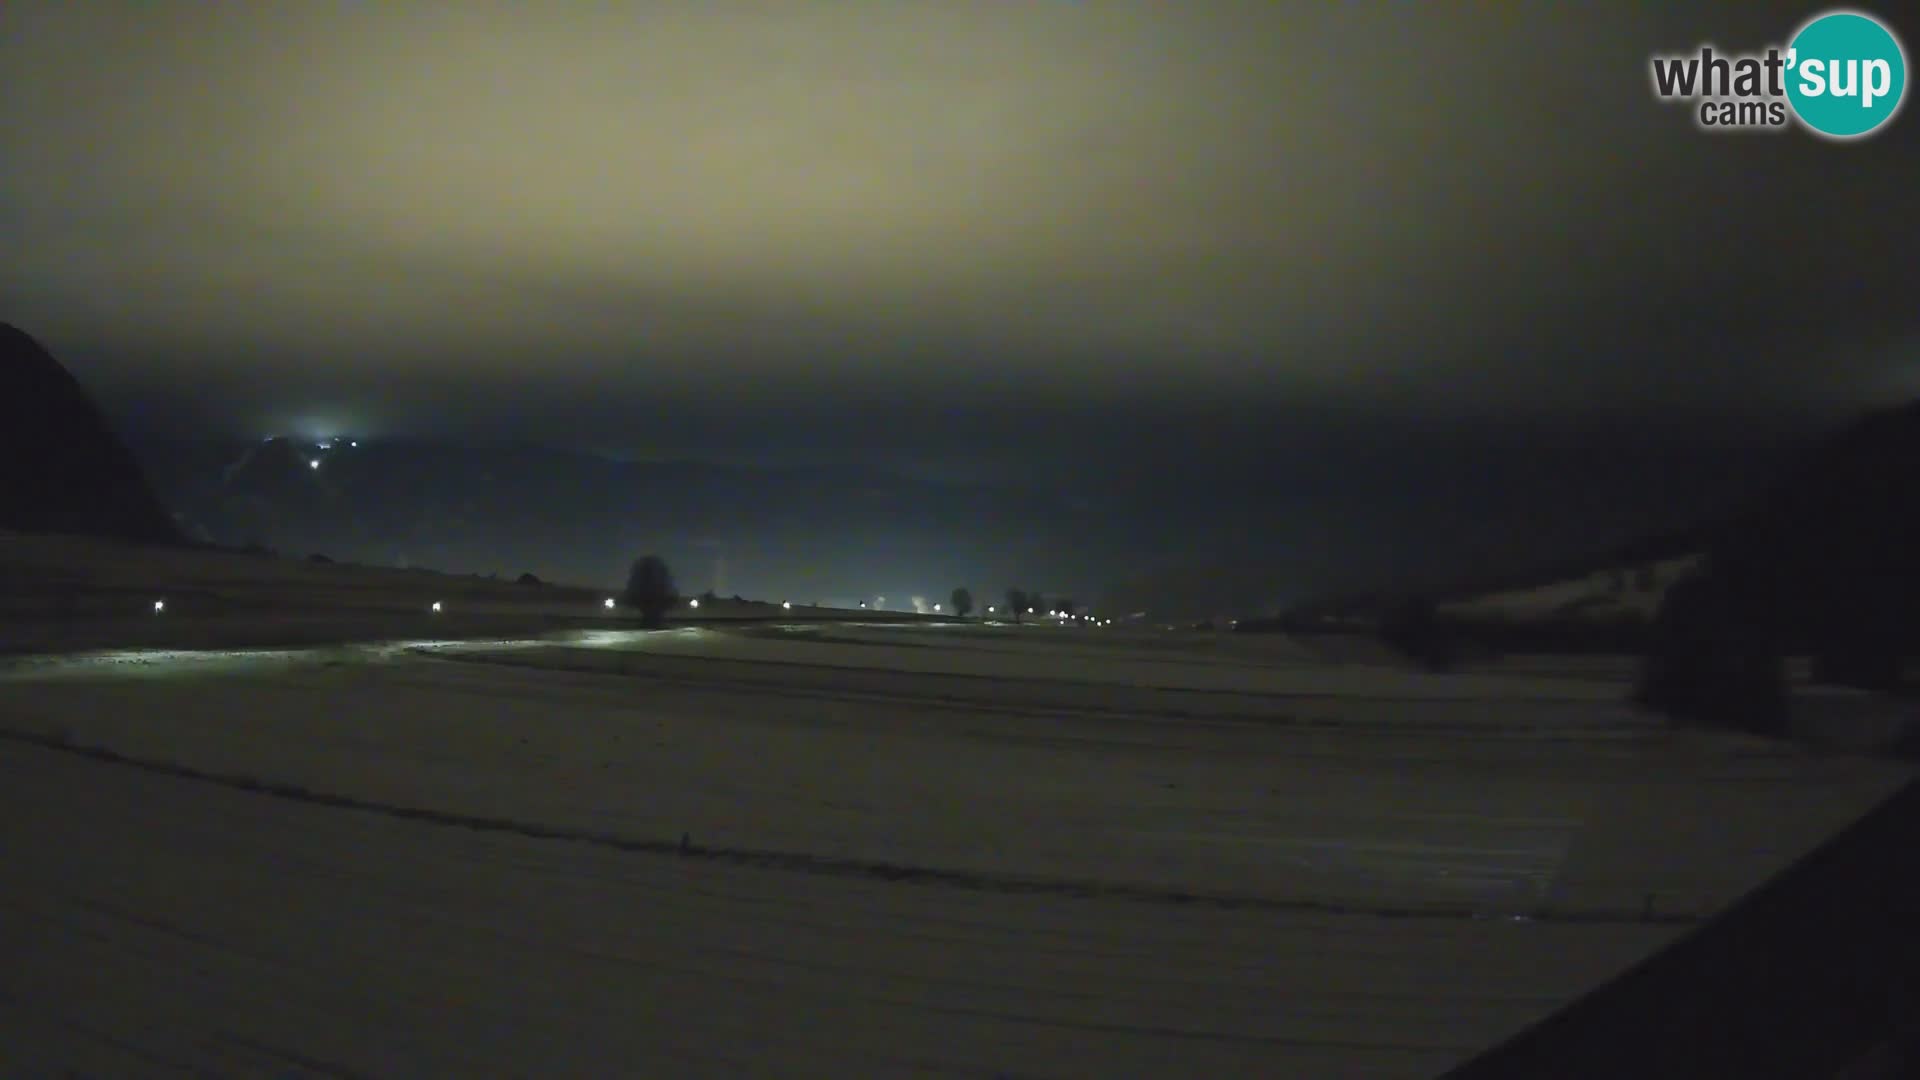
947, 588, 1076, 623
623, 555, 1085, 630
953, 587, 1085, 622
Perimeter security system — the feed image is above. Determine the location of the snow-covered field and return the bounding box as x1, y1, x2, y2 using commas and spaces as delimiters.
1, 612, 1912, 1076
1440, 555, 1702, 624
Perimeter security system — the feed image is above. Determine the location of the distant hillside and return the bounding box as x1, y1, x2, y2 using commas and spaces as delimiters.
125, 435, 1105, 601
120, 418, 1800, 619
1272, 399, 1920, 655
0, 323, 180, 544
1270, 530, 1710, 632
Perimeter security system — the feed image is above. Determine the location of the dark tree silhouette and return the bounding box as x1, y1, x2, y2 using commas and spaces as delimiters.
1379, 594, 1457, 672
516, 571, 542, 586
1058, 597, 1078, 618
1028, 591, 1047, 615
623, 554, 678, 628
950, 587, 973, 618
1635, 559, 1787, 736
1005, 588, 1027, 624
1722, 400, 1920, 694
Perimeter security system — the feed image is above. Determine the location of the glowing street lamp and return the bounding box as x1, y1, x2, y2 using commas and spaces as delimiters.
933, 603, 942, 612
309, 460, 321, 470
782, 601, 792, 610
430, 601, 442, 613
603, 598, 616, 609
153, 599, 166, 614
688, 598, 700, 609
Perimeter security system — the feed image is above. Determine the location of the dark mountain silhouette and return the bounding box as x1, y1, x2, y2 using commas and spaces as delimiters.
0, 323, 180, 544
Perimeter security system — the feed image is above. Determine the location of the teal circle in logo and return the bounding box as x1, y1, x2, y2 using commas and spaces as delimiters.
1785, 11, 1907, 139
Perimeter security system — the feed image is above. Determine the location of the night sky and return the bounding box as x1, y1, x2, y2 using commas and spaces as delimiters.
3, 3, 1917, 605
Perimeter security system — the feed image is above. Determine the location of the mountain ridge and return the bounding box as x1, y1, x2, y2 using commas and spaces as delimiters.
0, 323, 181, 545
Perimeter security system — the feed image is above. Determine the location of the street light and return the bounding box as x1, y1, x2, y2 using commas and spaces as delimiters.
604, 598, 616, 609
782, 601, 792, 610
153, 599, 165, 614
430, 601, 442, 613
688, 598, 700, 609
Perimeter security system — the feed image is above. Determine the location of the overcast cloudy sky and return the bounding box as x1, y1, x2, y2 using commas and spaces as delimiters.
2, 1, 1915, 493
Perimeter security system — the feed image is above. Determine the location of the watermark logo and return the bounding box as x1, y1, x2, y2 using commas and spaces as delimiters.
1650, 9, 1907, 139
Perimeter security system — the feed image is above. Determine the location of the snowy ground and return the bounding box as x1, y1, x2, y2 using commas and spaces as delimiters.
1, 610, 1912, 1075
1441, 555, 1702, 624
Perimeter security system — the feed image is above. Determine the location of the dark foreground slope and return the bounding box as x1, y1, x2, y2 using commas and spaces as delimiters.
1445, 775, 1920, 1079
0, 323, 179, 544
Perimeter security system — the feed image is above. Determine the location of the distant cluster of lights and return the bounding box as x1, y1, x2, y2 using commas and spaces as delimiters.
304, 436, 359, 471
147, 590, 1108, 622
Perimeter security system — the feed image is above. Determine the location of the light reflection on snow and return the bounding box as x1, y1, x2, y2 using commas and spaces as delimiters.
0, 627, 715, 682
559, 628, 710, 649
0, 646, 325, 681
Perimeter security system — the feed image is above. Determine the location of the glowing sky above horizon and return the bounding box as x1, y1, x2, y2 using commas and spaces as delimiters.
1, 0, 1915, 455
